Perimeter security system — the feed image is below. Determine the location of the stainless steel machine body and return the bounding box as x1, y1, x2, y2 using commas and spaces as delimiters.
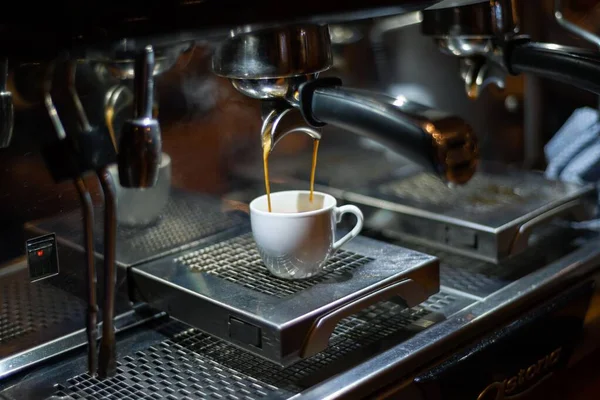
1, 0, 600, 399
1, 215, 598, 400
24, 190, 439, 367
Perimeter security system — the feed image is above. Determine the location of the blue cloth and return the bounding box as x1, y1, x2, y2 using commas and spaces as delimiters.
545, 107, 600, 180
545, 107, 600, 229
560, 139, 600, 184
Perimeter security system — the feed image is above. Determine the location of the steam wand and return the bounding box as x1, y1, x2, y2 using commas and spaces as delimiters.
97, 169, 117, 378
43, 58, 98, 375
66, 61, 119, 378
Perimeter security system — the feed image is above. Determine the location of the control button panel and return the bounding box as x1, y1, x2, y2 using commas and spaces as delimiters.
26, 233, 59, 282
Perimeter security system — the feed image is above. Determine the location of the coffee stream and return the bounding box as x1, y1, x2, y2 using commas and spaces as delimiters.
262, 130, 273, 212
309, 139, 320, 202
262, 132, 320, 213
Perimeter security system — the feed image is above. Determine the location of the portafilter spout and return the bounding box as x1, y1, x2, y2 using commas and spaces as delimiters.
212, 24, 478, 184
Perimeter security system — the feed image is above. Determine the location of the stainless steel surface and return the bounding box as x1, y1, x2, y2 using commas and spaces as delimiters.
395, 225, 582, 298
43, 58, 67, 141
345, 166, 596, 262
554, 0, 600, 109
261, 108, 322, 154
554, 0, 600, 49
218, 23, 478, 184
0, 59, 14, 148
1, 3, 599, 400
89, 42, 191, 81
422, 0, 518, 39
118, 46, 162, 188
0, 259, 158, 381
421, 0, 517, 98
0, 263, 87, 353
73, 178, 98, 376
67, 61, 93, 134
104, 85, 133, 151
230, 75, 312, 104
130, 232, 439, 366
27, 190, 249, 268
459, 57, 506, 99
212, 25, 333, 80
2, 226, 598, 399
5, 227, 597, 400
300, 278, 427, 358
295, 234, 600, 400
110, 153, 172, 228
97, 169, 118, 378
2, 287, 468, 400
232, 150, 595, 263
67, 61, 102, 377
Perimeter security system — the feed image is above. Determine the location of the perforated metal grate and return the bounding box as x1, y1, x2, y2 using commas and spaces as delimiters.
115, 191, 247, 262
0, 272, 86, 345
176, 234, 374, 298
387, 240, 506, 297
421, 292, 459, 312
398, 234, 576, 298
52, 295, 457, 399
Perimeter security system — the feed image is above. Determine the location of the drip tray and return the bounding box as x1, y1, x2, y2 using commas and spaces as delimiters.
44, 291, 469, 400
344, 165, 596, 263
130, 231, 439, 366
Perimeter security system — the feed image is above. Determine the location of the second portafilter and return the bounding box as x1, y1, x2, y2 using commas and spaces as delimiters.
118, 45, 161, 188
213, 25, 478, 184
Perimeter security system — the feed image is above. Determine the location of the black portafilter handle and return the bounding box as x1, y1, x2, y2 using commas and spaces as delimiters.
118, 45, 161, 188
505, 38, 600, 95
298, 78, 478, 184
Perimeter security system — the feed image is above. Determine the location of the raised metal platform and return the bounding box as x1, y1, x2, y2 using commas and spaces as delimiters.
130, 231, 439, 366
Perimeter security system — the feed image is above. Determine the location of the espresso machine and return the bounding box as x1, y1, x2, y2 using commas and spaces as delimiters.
1, 1, 600, 399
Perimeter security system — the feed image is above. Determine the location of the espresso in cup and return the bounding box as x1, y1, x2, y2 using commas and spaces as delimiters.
250, 190, 364, 280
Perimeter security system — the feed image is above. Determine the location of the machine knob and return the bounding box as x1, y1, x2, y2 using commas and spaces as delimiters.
0, 59, 14, 148
118, 45, 161, 188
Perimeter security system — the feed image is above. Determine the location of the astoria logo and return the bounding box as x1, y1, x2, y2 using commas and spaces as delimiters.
477, 347, 562, 400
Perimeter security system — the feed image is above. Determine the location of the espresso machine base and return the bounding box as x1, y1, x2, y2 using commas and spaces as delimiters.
21, 190, 440, 367
1, 228, 598, 400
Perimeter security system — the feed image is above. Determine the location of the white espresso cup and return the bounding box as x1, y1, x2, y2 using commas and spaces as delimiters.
249, 190, 364, 280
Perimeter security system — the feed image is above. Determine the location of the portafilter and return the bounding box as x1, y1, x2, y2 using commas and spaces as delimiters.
213, 24, 478, 184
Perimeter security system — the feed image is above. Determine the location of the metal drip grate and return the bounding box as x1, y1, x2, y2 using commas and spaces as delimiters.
114, 191, 247, 263
174, 302, 432, 393
397, 231, 578, 298
421, 292, 459, 312
378, 172, 567, 213
52, 297, 455, 399
0, 272, 86, 346
176, 234, 374, 298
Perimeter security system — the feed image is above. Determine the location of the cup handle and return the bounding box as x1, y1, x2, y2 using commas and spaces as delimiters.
332, 205, 364, 251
